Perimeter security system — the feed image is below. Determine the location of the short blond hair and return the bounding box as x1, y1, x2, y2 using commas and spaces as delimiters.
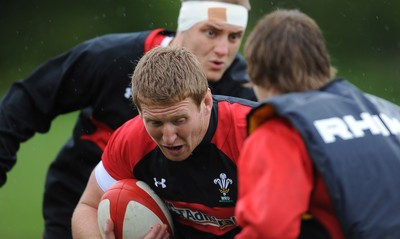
132, 46, 208, 112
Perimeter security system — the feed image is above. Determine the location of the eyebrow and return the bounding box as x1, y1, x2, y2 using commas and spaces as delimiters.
143, 112, 188, 122
202, 22, 244, 34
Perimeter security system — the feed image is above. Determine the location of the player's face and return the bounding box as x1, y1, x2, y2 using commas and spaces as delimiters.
175, 21, 244, 82
140, 91, 213, 162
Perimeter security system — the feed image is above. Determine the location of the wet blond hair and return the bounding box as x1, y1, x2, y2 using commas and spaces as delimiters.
132, 46, 208, 112
245, 9, 334, 93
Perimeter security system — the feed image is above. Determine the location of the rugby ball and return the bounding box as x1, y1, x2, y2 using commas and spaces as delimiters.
98, 178, 174, 239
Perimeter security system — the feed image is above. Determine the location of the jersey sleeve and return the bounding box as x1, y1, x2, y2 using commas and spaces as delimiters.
101, 121, 137, 181
235, 117, 314, 238
101, 116, 156, 182
0, 37, 117, 186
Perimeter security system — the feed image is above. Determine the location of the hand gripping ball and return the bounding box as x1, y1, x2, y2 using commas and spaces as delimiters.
98, 178, 174, 239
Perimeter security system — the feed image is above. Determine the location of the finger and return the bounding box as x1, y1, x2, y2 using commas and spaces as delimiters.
160, 224, 170, 239
105, 218, 116, 239
144, 224, 170, 239
162, 225, 171, 239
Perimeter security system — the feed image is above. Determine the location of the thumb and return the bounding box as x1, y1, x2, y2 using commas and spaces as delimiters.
104, 217, 116, 239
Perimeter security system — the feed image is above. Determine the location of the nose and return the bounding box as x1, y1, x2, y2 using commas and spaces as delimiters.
214, 38, 229, 56
162, 123, 177, 145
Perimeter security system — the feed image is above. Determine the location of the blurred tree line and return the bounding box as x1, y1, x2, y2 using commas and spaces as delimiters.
1, 0, 399, 103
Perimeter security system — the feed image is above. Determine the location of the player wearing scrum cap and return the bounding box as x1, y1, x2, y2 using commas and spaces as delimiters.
172, 0, 252, 86
0, 1, 254, 239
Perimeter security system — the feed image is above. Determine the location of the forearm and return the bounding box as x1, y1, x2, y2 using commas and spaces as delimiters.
72, 170, 105, 238
0, 82, 59, 186
72, 202, 102, 239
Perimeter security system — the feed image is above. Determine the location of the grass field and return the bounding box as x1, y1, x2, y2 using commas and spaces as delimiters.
0, 113, 76, 238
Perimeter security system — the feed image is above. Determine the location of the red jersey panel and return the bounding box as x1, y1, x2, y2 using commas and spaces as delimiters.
235, 117, 344, 239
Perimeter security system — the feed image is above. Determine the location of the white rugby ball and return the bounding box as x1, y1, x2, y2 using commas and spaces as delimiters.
98, 178, 174, 239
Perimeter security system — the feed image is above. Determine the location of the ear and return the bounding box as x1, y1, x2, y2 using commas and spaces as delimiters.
203, 88, 213, 111
170, 32, 184, 46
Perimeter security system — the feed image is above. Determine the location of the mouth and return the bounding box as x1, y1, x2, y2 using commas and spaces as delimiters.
161, 144, 189, 161
165, 145, 183, 151
209, 60, 224, 70
163, 145, 184, 154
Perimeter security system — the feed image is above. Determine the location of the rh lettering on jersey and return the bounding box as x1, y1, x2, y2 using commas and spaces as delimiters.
314, 112, 400, 143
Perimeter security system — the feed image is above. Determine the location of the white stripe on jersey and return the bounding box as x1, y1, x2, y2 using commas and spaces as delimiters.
95, 161, 117, 192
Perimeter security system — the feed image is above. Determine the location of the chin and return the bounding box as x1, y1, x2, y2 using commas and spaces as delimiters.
164, 152, 190, 162
168, 158, 186, 162
206, 73, 223, 82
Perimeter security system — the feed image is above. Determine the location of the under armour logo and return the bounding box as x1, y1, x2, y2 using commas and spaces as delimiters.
153, 177, 167, 188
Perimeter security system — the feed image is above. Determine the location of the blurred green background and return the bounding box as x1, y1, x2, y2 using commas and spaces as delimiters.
0, 0, 399, 238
